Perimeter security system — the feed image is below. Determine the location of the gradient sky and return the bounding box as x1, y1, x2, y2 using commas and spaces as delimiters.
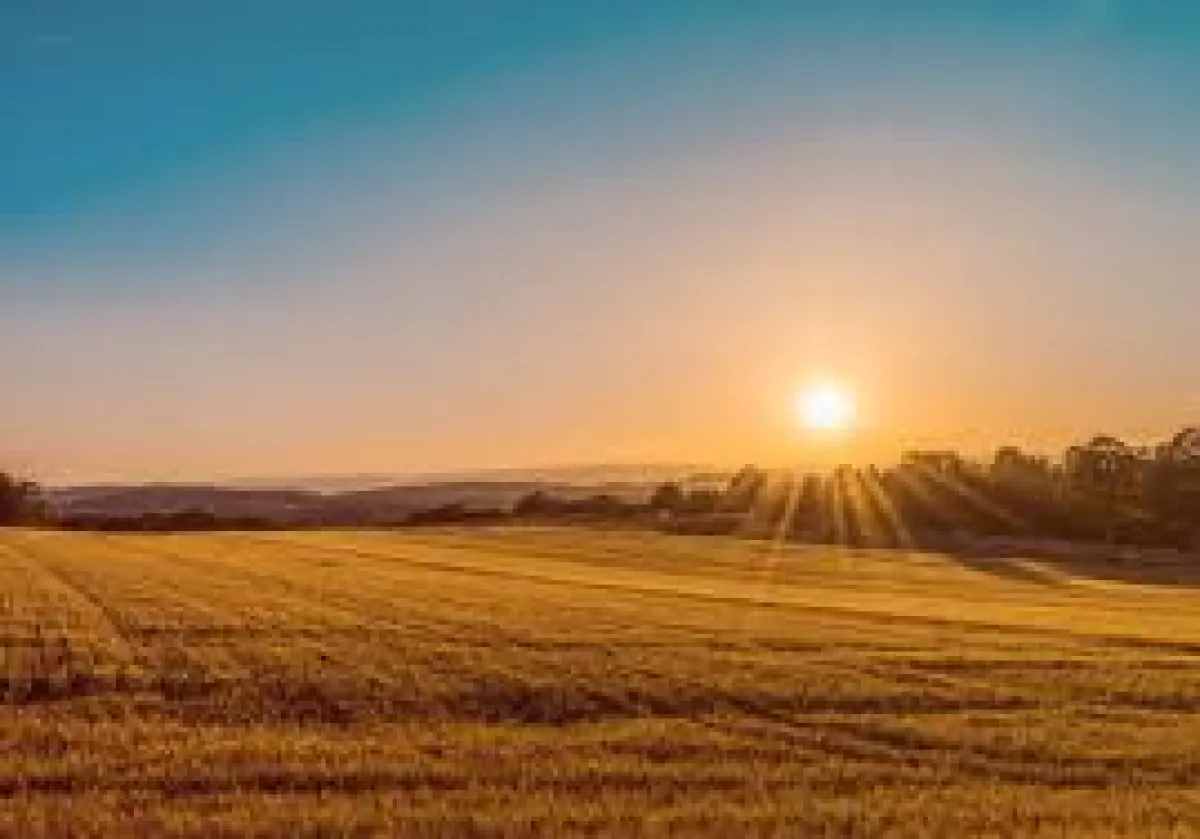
2, 1, 1198, 482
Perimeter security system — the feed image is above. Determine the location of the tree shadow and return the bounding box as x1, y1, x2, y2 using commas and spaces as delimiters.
933, 536, 1200, 590
941, 547, 1067, 586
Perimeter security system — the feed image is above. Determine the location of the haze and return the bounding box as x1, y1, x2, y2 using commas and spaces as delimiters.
2, 1, 1197, 482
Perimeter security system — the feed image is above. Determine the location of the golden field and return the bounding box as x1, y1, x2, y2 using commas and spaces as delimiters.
2, 526, 1200, 836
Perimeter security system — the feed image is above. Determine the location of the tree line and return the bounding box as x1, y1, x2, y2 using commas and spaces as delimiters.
517, 427, 1200, 550
3, 427, 1198, 547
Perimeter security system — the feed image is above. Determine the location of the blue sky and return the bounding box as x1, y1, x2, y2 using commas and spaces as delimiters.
2, 1, 1198, 480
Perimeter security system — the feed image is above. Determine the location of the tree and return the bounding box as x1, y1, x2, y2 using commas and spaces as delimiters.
647, 482, 685, 513
1145, 428, 1200, 541
992, 446, 1051, 483
682, 488, 722, 515
1164, 427, 1200, 467
0, 473, 43, 525
514, 490, 555, 517
723, 465, 767, 514
578, 494, 630, 518
1067, 436, 1143, 498
1065, 436, 1145, 542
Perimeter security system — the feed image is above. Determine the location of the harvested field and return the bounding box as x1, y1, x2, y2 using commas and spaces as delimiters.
1, 526, 1199, 836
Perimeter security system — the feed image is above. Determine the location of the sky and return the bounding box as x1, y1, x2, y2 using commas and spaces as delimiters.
2, 1, 1198, 482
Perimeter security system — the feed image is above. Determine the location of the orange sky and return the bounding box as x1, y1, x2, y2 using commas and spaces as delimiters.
3, 3, 1198, 482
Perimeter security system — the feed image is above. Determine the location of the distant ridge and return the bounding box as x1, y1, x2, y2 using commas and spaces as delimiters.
45, 464, 735, 525
206, 463, 728, 494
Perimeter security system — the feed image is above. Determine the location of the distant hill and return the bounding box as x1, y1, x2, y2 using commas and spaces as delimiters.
48, 484, 323, 522
225, 463, 723, 493
45, 474, 698, 526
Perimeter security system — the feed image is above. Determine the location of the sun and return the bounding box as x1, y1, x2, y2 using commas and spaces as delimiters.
794, 381, 856, 432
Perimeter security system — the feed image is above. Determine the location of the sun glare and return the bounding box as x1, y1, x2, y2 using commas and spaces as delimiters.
795, 382, 856, 433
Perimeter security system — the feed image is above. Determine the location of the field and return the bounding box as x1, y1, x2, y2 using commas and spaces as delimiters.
2, 527, 1200, 836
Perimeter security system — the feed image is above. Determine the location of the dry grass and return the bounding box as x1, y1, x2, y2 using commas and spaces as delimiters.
1, 526, 1200, 836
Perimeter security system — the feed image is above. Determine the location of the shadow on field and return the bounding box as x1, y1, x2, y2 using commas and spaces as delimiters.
935, 537, 1200, 589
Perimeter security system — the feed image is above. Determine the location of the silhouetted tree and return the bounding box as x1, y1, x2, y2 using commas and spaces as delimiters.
1066, 436, 1140, 496
1065, 436, 1146, 542
0, 473, 43, 525
579, 494, 632, 518
406, 503, 506, 526
992, 446, 1051, 483
514, 490, 555, 517
723, 465, 768, 514
1144, 428, 1200, 545
648, 482, 685, 513
683, 488, 722, 515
